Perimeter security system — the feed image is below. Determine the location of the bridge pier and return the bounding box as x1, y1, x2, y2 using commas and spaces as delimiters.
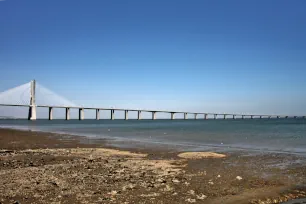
184, 113, 187, 120
48, 107, 53, 120
111, 109, 115, 120
277, 116, 280, 119
125, 110, 128, 120
66, 108, 70, 120
28, 80, 37, 120
214, 114, 217, 120
171, 112, 175, 120
28, 106, 37, 121
223, 114, 226, 120
152, 111, 156, 120
137, 111, 142, 120
233, 115, 235, 119
260, 116, 262, 119
204, 114, 207, 120
242, 115, 244, 119
194, 113, 197, 120
251, 115, 253, 119
79, 108, 84, 120
96, 109, 100, 120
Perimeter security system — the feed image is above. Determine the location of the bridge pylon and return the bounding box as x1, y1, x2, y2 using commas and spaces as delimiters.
28, 80, 37, 120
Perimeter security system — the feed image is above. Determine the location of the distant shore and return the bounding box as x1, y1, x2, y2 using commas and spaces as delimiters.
0, 128, 306, 203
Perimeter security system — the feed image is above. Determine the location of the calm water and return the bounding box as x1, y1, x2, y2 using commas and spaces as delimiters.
1, 119, 306, 153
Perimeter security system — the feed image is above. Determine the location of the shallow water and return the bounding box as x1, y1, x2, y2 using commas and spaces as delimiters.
0, 119, 306, 153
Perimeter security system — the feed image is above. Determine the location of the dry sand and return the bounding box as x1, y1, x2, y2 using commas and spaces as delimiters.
178, 152, 226, 159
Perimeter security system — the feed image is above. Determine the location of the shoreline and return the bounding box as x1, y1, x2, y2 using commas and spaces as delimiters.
0, 128, 306, 203
1, 126, 306, 157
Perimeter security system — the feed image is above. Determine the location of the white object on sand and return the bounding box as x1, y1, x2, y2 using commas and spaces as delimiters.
236, 176, 243, 180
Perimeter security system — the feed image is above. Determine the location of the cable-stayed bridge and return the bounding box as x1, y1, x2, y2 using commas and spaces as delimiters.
0, 80, 305, 120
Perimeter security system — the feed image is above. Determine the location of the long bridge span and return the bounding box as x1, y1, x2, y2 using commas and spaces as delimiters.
0, 80, 305, 121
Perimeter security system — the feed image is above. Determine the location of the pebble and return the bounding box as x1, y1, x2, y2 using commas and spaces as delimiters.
164, 185, 173, 191
217, 175, 221, 178
186, 198, 196, 203
109, 190, 118, 196
157, 178, 166, 183
172, 179, 180, 183
236, 176, 243, 180
196, 194, 207, 200
208, 181, 214, 185
188, 190, 195, 195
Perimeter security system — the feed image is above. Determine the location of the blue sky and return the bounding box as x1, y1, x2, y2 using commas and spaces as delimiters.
0, 0, 306, 117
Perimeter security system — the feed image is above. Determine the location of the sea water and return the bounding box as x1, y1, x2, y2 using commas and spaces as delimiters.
0, 119, 306, 154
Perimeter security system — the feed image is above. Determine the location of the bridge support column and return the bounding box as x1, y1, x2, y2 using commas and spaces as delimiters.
96, 109, 100, 120
48, 107, 53, 120
28, 80, 37, 121
242, 115, 244, 119
233, 115, 235, 120
66, 108, 70, 120
204, 114, 207, 120
152, 112, 156, 120
171, 112, 175, 120
125, 110, 128, 120
79, 108, 84, 120
251, 115, 253, 119
277, 116, 280, 119
111, 110, 115, 120
28, 106, 37, 121
268, 116, 271, 119
223, 114, 226, 120
137, 111, 141, 120
194, 113, 197, 120
260, 116, 262, 119
214, 114, 217, 120
184, 113, 187, 120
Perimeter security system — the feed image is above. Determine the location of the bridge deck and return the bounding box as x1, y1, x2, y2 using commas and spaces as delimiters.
0, 104, 304, 118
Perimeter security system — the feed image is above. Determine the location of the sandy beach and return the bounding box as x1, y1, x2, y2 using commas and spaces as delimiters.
0, 128, 306, 204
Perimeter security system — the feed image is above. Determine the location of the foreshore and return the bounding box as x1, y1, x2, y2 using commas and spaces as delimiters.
0, 128, 306, 204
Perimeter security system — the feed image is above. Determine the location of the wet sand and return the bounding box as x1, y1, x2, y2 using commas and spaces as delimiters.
0, 128, 306, 204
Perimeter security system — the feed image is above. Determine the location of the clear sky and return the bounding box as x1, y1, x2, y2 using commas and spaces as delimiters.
1, 0, 306, 117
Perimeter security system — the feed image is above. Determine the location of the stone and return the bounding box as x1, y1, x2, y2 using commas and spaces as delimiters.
109, 190, 118, 196
188, 190, 195, 195
186, 198, 196, 203
236, 176, 242, 180
157, 178, 166, 183
196, 194, 207, 200
172, 179, 180, 183
164, 185, 173, 192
